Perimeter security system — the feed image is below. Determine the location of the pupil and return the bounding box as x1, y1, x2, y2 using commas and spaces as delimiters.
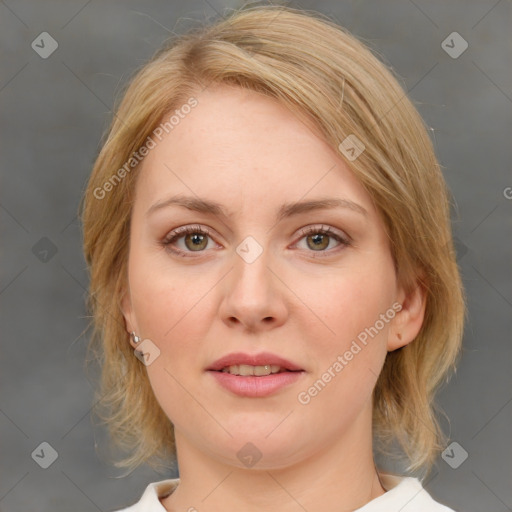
308, 233, 328, 251
186, 233, 207, 251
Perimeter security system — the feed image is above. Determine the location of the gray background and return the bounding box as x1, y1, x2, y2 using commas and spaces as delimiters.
1, 0, 511, 511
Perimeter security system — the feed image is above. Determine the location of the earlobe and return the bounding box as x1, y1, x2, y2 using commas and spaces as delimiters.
387, 278, 427, 352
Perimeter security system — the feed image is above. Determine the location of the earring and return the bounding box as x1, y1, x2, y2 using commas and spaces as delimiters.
131, 331, 142, 344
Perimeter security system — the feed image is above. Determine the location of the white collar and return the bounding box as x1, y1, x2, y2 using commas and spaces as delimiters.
120, 472, 454, 511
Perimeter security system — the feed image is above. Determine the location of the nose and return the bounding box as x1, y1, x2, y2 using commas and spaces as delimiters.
218, 240, 288, 333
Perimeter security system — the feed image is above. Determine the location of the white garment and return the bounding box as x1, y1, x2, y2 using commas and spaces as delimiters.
114, 472, 456, 511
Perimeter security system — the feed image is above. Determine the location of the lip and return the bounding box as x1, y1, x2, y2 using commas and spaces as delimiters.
207, 352, 303, 372
206, 352, 305, 398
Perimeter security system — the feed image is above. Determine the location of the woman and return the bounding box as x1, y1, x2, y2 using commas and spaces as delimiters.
81, 5, 465, 511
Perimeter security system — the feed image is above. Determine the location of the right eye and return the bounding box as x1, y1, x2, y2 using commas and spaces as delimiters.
162, 224, 218, 257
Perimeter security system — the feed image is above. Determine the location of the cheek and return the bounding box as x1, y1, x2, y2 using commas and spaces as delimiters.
296, 264, 395, 412
127, 251, 220, 412
128, 258, 214, 426
128, 248, 213, 341
304, 265, 395, 348
292, 272, 393, 417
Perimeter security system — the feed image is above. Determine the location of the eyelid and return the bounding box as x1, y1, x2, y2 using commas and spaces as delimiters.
162, 224, 215, 242
294, 224, 351, 244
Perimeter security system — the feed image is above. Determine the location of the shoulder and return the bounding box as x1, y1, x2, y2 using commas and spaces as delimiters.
355, 472, 458, 512
112, 478, 179, 512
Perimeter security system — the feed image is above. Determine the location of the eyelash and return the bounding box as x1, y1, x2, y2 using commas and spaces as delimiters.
162, 224, 351, 259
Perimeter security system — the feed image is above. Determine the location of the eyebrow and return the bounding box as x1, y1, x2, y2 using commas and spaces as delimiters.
145, 194, 368, 221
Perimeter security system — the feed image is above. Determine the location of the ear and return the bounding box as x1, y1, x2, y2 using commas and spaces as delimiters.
387, 275, 427, 352
120, 286, 138, 348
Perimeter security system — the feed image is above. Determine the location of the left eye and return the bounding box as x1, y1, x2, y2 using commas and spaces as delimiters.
295, 226, 349, 253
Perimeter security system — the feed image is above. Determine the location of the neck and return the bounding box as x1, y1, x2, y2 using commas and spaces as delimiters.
161, 402, 386, 512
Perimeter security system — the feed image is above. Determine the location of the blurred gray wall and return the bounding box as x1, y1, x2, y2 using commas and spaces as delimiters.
1, 1, 511, 511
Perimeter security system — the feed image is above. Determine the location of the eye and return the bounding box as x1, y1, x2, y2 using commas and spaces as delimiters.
162, 225, 217, 257
162, 224, 351, 258
294, 225, 350, 255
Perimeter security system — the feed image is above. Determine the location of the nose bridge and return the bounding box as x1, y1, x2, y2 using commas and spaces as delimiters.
220, 233, 287, 330
231, 234, 273, 303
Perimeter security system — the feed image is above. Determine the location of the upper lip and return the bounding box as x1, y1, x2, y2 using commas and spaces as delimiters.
207, 352, 303, 372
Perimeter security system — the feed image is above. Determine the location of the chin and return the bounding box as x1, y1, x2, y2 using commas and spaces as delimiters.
210, 428, 307, 469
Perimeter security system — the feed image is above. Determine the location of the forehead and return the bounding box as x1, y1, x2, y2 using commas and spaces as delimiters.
134, 84, 378, 220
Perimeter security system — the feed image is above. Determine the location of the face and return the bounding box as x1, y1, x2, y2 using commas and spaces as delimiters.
121, 84, 417, 469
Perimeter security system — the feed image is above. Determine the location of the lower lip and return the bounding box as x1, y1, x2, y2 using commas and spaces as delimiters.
208, 370, 304, 397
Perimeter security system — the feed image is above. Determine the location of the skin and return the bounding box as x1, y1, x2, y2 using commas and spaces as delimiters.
121, 84, 426, 512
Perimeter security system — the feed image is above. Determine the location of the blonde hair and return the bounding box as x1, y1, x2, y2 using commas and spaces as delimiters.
81, 4, 465, 478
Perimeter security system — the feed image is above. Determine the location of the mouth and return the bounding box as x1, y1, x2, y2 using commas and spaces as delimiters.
206, 352, 305, 397
218, 364, 301, 376
207, 351, 304, 374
